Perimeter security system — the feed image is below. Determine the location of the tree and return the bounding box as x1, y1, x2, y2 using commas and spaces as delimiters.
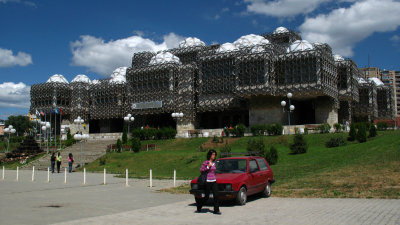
116, 139, 122, 153
348, 123, 356, 141
369, 124, 377, 138
247, 138, 265, 156
290, 134, 308, 154
122, 125, 127, 144
131, 137, 141, 153
356, 124, 367, 143
265, 146, 278, 165
5, 115, 33, 136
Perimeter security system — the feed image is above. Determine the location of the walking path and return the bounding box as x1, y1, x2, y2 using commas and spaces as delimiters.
20, 140, 114, 170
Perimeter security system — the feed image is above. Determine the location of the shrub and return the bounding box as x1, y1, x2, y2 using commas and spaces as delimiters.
131, 137, 141, 153
304, 127, 309, 135
223, 128, 231, 137
265, 146, 278, 165
271, 123, 283, 136
212, 135, 218, 143
250, 124, 266, 136
369, 125, 377, 138
325, 137, 347, 148
318, 123, 331, 134
356, 124, 367, 143
220, 142, 231, 157
290, 134, 308, 154
333, 123, 342, 133
376, 122, 388, 131
116, 138, 122, 153
247, 138, 265, 156
67, 129, 72, 141
232, 123, 246, 137
99, 156, 106, 166
122, 125, 127, 144
348, 123, 356, 141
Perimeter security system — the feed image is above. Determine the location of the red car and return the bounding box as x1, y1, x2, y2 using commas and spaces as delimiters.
190, 156, 274, 205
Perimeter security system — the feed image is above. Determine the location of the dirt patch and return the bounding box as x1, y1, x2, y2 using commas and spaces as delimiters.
200, 137, 240, 149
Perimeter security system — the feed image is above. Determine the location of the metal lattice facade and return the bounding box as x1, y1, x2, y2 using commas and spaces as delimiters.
30, 27, 396, 132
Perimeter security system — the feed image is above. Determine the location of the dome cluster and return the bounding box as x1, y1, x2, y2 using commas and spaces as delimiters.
286, 40, 314, 53
45, 67, 128, 85
217, 34, 270, 53
179, 37, 206, 48
149, 52, 181, 65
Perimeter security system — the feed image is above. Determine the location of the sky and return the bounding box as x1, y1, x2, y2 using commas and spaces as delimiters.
1, 0, 400, 119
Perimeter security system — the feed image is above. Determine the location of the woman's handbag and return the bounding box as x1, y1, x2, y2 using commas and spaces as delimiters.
198, 172, 208, 185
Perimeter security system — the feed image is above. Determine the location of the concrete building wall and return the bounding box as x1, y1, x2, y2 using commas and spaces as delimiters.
248, 96, 282, 126
315, 97, 338, 126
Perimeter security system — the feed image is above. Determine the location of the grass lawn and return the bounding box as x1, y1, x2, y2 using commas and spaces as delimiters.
85, 131, 400, 198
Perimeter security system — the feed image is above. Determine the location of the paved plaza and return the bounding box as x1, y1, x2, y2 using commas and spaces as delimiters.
1, 169, 400, 225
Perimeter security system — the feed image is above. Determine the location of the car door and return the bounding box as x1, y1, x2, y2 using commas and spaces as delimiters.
256, 158, 270, 189
248, 159, 262, 195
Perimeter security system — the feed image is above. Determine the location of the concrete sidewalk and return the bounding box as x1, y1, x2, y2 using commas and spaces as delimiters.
55, 197, 400, 225
0, 170, 190, 225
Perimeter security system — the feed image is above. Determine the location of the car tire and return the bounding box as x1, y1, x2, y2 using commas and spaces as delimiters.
236, 186, 247, 205
261, 182, 272, 198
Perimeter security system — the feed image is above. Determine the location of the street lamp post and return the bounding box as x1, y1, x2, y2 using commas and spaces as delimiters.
281, 93, 295, 135
171, 112, 184, 136
46, 122, 51, 153
124, 114, 135, 136
73, 116, 86, 167
4, 125, 16, 153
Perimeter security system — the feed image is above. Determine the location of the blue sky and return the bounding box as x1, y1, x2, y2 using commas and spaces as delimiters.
1, 0, 400, 119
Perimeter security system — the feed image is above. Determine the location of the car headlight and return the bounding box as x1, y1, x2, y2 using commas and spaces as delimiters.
191, 183, 198, 190
225, 184, 232, 191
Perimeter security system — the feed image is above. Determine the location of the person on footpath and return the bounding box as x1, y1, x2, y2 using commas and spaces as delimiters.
68, 153, 74, 173
196, 149, 221, 215
56, 152, 62, 173
50, 152, 56, 173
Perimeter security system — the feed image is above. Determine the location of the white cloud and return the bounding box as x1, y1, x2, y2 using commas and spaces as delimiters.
299, 0, 400, 56
244, 0, 331, 17
0, 82, 30, 109
70, 33, 185, 76
0, 0, 37, 7
0, 48, 32, 67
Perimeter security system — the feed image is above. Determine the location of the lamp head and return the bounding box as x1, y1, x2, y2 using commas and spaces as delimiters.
281, 101, 286, 107
290, 105, 295, 111
287, 93, 293, 99
130, 117, 135, 121
127, 113, 132, 118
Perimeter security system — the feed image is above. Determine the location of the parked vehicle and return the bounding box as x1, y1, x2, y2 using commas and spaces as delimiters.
190, 156, 274, 205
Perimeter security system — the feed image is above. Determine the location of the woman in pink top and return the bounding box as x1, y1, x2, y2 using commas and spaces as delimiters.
196, 149, 220, 214
68, 153, 74, 173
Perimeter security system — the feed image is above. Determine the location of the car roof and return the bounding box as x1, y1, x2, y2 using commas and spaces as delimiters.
217, 156, 263, 160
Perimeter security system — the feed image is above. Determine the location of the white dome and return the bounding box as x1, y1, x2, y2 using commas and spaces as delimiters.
109, 76, 126, 84
368, 77, 384, 86
273, 27, 289, 34
233, 34, 270, 49
216, 43, 239, 53
149, 52, 181, 65
91, 79, 100, 85
357, 77, 368, 84
109, 67, 127, 84
333, 54, 345, 61
287, 40, 314, 53
250, 46, 265, 53
179, 37, 206, 48
46, 74, 69, 84
111, 67, 127, 78
71, 74, 91, 83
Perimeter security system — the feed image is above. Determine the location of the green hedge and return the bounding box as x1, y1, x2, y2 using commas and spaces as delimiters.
250, 123, 283, 136
131, 127, 176, 140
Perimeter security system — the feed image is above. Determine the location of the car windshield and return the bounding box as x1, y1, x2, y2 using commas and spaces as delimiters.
215, 159, 247, 174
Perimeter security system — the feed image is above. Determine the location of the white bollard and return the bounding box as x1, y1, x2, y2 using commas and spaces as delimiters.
125, 168, 129, 187
2, 166, 4, 180
103, 168, 106, 185
32, 166, 35, 182
174, 169, 176, 187
64, 168, 67, 184
150, 169, 152, 188
83, 168, 86, 185
16, 166, 19, 181
47, 167, 50, 183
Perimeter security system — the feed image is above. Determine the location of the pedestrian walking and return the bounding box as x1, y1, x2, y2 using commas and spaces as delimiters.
196, 149, 221, 215
56, 152, 62, 173
50, 152, 56, 173
68, 153, 74, 173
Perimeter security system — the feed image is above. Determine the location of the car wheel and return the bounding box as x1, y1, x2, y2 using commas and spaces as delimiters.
236, 186, 247, 205
262, 182, 272, 198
